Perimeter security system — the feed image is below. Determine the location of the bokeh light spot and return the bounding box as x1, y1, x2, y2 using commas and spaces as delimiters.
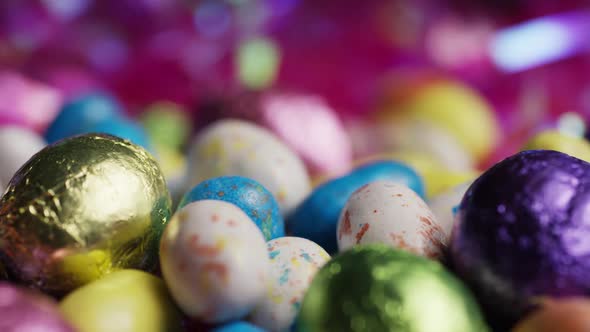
236, 37, 280, 90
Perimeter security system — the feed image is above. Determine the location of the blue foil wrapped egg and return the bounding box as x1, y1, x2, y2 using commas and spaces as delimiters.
287, 160, 424, 253
179, 176, 284, 241
45, 93, 123, 143
451, 150, 590, 329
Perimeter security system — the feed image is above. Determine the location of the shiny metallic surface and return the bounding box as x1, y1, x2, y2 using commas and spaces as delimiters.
0, 134, 171, 295
452, 150, 590, 329
296, 244, 488, 332
0, 282, 75, 331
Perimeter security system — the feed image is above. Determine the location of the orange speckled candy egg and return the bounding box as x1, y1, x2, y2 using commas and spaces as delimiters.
159, 200, 270, 323
337, 181, 445, 259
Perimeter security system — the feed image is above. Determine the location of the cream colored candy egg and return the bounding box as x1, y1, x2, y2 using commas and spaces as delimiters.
187, 119, 311, 216
428, 181, 472, 242
337, 181, 446, 259
250, 237, 330, 332
0, 126, 46, 192
160, 200, 270, 323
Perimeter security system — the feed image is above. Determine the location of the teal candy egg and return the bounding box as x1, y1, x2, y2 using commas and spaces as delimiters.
211, 321, 264, 332
45, 93, 122, 143
179, 176, 284, 241
87, 117, 153, 152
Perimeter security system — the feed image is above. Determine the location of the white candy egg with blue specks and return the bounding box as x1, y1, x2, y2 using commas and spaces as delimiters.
250, 237, 330, 332
337, 180, 446, 259
428, 181, 471, 242
159, 200, 270, 323
187, 119, 311, 217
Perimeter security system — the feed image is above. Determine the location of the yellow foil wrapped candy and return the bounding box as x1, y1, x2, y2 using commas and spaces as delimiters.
0, 134, 171, 295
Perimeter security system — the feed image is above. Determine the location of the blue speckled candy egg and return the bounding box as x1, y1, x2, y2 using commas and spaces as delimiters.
180, 176, 284, 241
287, 160, 424, 253
45, 93, 122, 143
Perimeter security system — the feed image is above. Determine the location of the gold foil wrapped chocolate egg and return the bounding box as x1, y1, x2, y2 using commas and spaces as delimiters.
0, 134, 171, 295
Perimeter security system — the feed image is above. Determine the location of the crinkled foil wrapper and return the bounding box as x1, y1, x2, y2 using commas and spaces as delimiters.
296, 244, 489, 332
0, 134, 171, 296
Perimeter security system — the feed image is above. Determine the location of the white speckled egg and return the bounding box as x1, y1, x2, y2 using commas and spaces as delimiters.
337, 180, 446, 259
0, 126, 46, 193
428, 181, 471, 242
250, 237, 330, 332
187, 119, 311, 216
159, 200, 270, 323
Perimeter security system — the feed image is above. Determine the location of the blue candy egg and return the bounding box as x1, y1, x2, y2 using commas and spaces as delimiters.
179, 176, 285, 241
211, 321, 265, 332
45, 93, 123, 143
287, 160, 424, 253
86, 117, 153, 152
349, 161, 425, 198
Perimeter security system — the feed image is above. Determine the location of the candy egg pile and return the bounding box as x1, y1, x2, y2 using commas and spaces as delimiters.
3, 2, 590, 331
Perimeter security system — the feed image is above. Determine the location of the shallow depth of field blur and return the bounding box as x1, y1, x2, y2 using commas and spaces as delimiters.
1, 0, 590, 172
4, 1, 590, 332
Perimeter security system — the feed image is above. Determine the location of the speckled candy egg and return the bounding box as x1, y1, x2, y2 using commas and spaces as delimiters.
0, 126, 46, 193
0, 282, 75, 332
288, 160, 424, 254
187, 119, 311, 217
451, 150, 590, 329
337, 181, 445, 259
428, 181, 472, 242
160, 200, 270, 323
179, 176, 284, 241
195, 91, 352, 178
250, 237, 330, 331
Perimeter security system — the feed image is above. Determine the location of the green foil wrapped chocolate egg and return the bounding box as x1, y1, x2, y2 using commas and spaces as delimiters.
0, 134, 171, 295
296, 244, 488, 332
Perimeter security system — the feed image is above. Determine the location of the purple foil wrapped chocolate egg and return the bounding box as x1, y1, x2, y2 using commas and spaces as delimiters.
0, 282, 75, 331
451, 150, 590, 329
